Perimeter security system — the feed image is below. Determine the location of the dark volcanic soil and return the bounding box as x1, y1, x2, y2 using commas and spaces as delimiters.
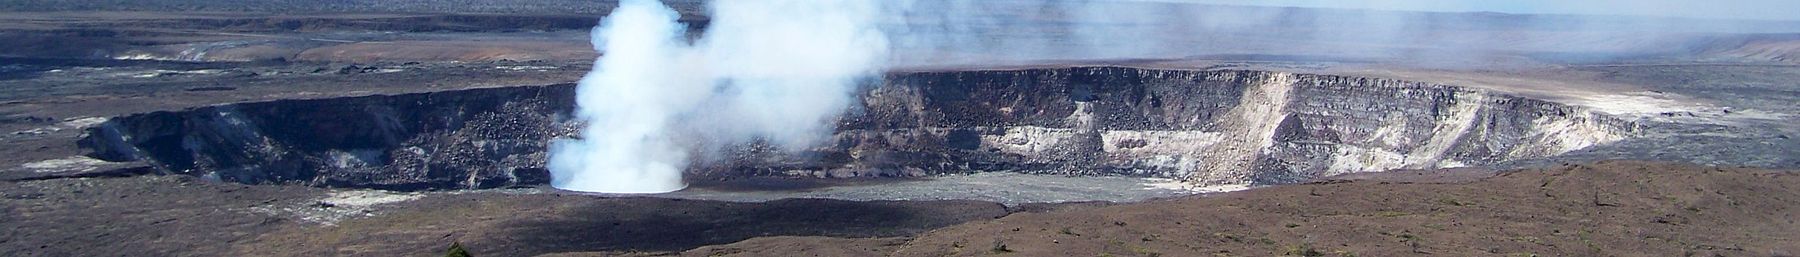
0, 173, 1057, 256
623, 161, 1798, 257
12, 161, 1790, 256
236, 196, 1014, 256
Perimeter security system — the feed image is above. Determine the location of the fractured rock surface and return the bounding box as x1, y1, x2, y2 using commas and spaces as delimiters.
80, 67, 1638, 189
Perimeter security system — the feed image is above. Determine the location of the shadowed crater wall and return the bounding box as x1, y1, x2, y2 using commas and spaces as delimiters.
79, 67, 1638, 190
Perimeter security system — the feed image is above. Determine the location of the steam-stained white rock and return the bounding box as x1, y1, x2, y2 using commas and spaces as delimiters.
821, 67, 1637, 186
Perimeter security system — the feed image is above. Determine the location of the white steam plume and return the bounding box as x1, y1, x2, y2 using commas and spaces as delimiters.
549, 0, 888, 193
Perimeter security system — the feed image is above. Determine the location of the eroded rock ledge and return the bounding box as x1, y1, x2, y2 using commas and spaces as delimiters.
80, 67, 1638, 190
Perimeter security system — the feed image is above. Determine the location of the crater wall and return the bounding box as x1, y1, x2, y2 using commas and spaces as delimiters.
81, 67, 1638, 190
829, 68, 1637, 185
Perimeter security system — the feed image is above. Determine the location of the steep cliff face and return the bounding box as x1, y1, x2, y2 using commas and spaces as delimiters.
822, 68, 1637, 185
81, 67, 1637, 190
81, 86, 574, 190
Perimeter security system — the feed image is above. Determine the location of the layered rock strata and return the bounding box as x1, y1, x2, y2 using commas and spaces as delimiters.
81, 67, 1637, 190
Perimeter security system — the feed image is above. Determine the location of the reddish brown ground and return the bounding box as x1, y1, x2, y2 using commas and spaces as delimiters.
555, 161, 1799, 257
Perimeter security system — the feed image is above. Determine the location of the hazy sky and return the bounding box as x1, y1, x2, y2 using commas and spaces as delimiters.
1164, 0, 1800, 21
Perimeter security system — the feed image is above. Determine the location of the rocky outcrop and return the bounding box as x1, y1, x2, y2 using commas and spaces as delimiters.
81, 86, 574, 190
80, 67, 1638, 190
817, 68, 1637, 185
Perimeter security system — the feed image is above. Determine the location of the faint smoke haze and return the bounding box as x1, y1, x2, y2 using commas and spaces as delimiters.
1158, 0, 1800, 21
884, 0, 1800, 67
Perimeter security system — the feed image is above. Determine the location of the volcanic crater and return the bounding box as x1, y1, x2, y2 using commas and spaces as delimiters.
5, 1, 1800, 256
78, 67, 1637, 191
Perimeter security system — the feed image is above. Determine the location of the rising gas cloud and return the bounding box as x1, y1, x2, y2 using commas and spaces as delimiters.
549, 0, 1799, 193
549, 0, 887, 193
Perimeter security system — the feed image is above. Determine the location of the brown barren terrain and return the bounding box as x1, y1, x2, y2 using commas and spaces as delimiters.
634, 161, 1798, 257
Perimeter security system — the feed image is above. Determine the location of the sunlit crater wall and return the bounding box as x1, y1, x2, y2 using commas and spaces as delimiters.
803, 67, 1638, 185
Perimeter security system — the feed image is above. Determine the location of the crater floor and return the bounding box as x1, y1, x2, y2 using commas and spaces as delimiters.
624, 172, 1205, 206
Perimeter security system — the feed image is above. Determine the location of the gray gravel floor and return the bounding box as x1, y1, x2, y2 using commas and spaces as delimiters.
556, 172, 1207, 206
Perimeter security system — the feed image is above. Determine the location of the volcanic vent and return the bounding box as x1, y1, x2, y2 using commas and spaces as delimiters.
79, 67, 1638, 190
